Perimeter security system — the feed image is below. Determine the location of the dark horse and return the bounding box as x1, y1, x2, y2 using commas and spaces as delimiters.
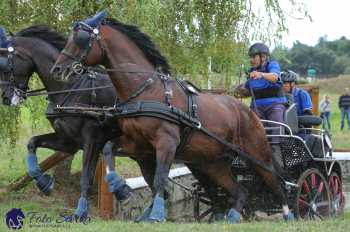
52, 11, 294, 222
0, 25, 132, 218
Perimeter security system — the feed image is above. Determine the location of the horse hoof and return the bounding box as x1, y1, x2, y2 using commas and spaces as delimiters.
36, 174, 54, 195
74, 197, 89, 220
115, 185, 133, 202
283, 212, 295, 221
146, 217, 166, 223
148, 194, 165, 222
227, 208, 241, 224
212, 212, 225, 222
135, 206, 152, 223
74, 213, 88, 222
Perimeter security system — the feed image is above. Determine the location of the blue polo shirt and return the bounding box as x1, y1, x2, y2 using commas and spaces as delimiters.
292, 87, 313, 116
245, 61, 287, 106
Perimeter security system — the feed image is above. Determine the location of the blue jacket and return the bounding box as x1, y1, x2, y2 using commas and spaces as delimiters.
245, 61, 287, 106
293, 87, 312, 116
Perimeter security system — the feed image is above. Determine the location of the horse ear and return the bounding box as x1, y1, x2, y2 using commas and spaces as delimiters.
83, 10, 108, 28
0, 26, 9, 48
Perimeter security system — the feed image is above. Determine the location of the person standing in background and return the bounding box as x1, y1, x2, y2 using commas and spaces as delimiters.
338, 87, 350, 130
320, 95, 331, 131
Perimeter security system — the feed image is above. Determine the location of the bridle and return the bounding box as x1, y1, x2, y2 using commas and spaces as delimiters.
0, 45, 31, 102
59, 21, 106, 76
56, 20, 174, 106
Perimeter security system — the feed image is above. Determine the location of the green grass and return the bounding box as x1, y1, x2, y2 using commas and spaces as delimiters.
0, 195, 349, 232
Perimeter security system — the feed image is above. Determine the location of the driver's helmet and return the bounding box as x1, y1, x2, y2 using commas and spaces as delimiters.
281, 70, 298, 83
248, 42, 270, 57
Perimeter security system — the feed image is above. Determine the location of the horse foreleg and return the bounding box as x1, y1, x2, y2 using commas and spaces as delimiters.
74, 139, 104, 219
26, 133, 77, 195
133, 156, 158, 222
103, 141, 132, 202
141, 133, 179, 222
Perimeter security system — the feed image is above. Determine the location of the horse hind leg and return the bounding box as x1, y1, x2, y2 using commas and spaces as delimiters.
254, 166, 294, 220
197, 160, 247, 223
187, 164, 228, 222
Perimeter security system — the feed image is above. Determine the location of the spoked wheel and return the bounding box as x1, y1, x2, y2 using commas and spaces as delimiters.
193, 184, 213, 222
295, 168, 331, 220
328, 172, 345, 216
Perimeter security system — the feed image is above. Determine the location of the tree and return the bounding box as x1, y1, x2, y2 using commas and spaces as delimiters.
0, 0, 308, 149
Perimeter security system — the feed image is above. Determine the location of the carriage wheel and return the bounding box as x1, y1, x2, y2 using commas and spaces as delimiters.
295, 168, 331, 220
193, 186, 213, 222
328, 172, 345, 216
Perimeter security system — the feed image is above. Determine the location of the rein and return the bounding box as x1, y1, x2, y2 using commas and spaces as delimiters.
25, 85, 113, 97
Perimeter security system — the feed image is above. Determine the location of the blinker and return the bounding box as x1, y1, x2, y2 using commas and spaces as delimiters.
74, 30, 91, 49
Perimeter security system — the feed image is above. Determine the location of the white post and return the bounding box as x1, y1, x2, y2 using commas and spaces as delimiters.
208, 57, 212, 90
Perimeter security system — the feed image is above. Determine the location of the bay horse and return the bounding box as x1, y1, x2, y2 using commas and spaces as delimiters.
0, 25, 132, 218
51, 11, 294, 222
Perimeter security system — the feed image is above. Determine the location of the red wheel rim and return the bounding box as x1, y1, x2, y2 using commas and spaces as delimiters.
328, 173, 345, 216
297, 170, 331, 220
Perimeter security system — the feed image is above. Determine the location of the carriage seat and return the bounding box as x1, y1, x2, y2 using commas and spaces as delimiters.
283, 103, 299, 134
298, 115, 322, 127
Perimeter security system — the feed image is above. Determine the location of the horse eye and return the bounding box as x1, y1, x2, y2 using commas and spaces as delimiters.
73, 30, 91, 49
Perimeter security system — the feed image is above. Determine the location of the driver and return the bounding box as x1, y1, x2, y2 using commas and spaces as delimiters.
241, 42, 287, 168
244, 42, 287, 123
281, 70, 313, 116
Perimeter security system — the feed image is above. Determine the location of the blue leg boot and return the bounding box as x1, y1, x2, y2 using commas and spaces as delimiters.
227, 208, 241, 224
105, 171, 133, 201
135, 205, 153, 222
148, 194, 166, 222
27, 153, 54, 195
74, 197, 89, 220
212, 212, 225, 222
283, 211, 295, 221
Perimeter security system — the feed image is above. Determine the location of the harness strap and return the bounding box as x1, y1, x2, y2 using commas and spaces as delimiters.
115, 72, 158, 106
89, 72, 97, 106
55, 100, 283, 181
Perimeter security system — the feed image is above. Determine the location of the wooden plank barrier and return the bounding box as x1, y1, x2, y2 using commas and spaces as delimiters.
96, 157, 115, 219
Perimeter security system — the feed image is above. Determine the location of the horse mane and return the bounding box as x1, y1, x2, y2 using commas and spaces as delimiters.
104, 18, 171, 74
15, 25, 67, 51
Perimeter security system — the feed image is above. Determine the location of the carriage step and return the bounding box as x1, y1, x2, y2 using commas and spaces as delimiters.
284, 181, 298, 188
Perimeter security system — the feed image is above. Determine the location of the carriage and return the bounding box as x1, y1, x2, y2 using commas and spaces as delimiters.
192, 103, 345, 221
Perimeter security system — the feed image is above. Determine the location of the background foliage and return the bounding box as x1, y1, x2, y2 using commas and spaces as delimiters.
272, 36, 350, 76
0, 0, 306, 151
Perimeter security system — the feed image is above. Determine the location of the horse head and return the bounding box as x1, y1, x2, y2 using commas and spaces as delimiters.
0, 26, 34, 106
51, 10, 108, 80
